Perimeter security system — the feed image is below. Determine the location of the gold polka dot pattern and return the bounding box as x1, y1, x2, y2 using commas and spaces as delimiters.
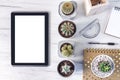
83, 48, 120, 80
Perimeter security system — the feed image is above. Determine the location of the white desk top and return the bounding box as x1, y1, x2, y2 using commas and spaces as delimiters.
0, 0, 120, 80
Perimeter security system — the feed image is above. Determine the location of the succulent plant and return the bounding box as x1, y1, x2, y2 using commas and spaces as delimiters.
61, 43, 73, 57
62, 2, 74, 15
91, 0, 106, 6
57, 60, 75, 77
61, 63, 71, 74
98, 61, 111, 72
59, 21, 76, 38
91, 0, 101, 6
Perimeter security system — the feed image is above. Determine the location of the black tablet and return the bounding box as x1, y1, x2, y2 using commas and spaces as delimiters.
11, 12, 49, 66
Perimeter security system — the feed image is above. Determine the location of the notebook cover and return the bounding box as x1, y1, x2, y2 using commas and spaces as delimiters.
83, 48, 120, 80
105, 7, 120, 39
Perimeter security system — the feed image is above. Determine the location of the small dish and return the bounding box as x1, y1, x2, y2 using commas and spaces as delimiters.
91, 54, 115, 78
84, 0, 109, 15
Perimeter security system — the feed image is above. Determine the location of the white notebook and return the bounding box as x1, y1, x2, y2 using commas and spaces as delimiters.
105, 7, 120, 38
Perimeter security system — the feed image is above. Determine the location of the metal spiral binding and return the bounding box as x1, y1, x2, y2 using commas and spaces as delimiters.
84, 48, 120, 54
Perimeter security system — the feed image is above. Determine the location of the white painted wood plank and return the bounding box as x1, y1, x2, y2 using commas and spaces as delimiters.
0, 0, 83, 80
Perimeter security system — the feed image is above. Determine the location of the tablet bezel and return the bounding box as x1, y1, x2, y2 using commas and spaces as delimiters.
11, 12, 49, 66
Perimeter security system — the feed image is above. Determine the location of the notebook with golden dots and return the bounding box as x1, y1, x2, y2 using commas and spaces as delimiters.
83, 48, 120, 80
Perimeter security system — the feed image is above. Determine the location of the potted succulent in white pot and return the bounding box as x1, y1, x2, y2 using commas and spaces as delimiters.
84, 0, 109, 16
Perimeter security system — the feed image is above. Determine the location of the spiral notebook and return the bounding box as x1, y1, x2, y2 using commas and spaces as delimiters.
83, 48, 120, 80
105, 7, 120, 38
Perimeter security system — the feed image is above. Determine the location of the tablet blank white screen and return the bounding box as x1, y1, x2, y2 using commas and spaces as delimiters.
15, 15, 45, 63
